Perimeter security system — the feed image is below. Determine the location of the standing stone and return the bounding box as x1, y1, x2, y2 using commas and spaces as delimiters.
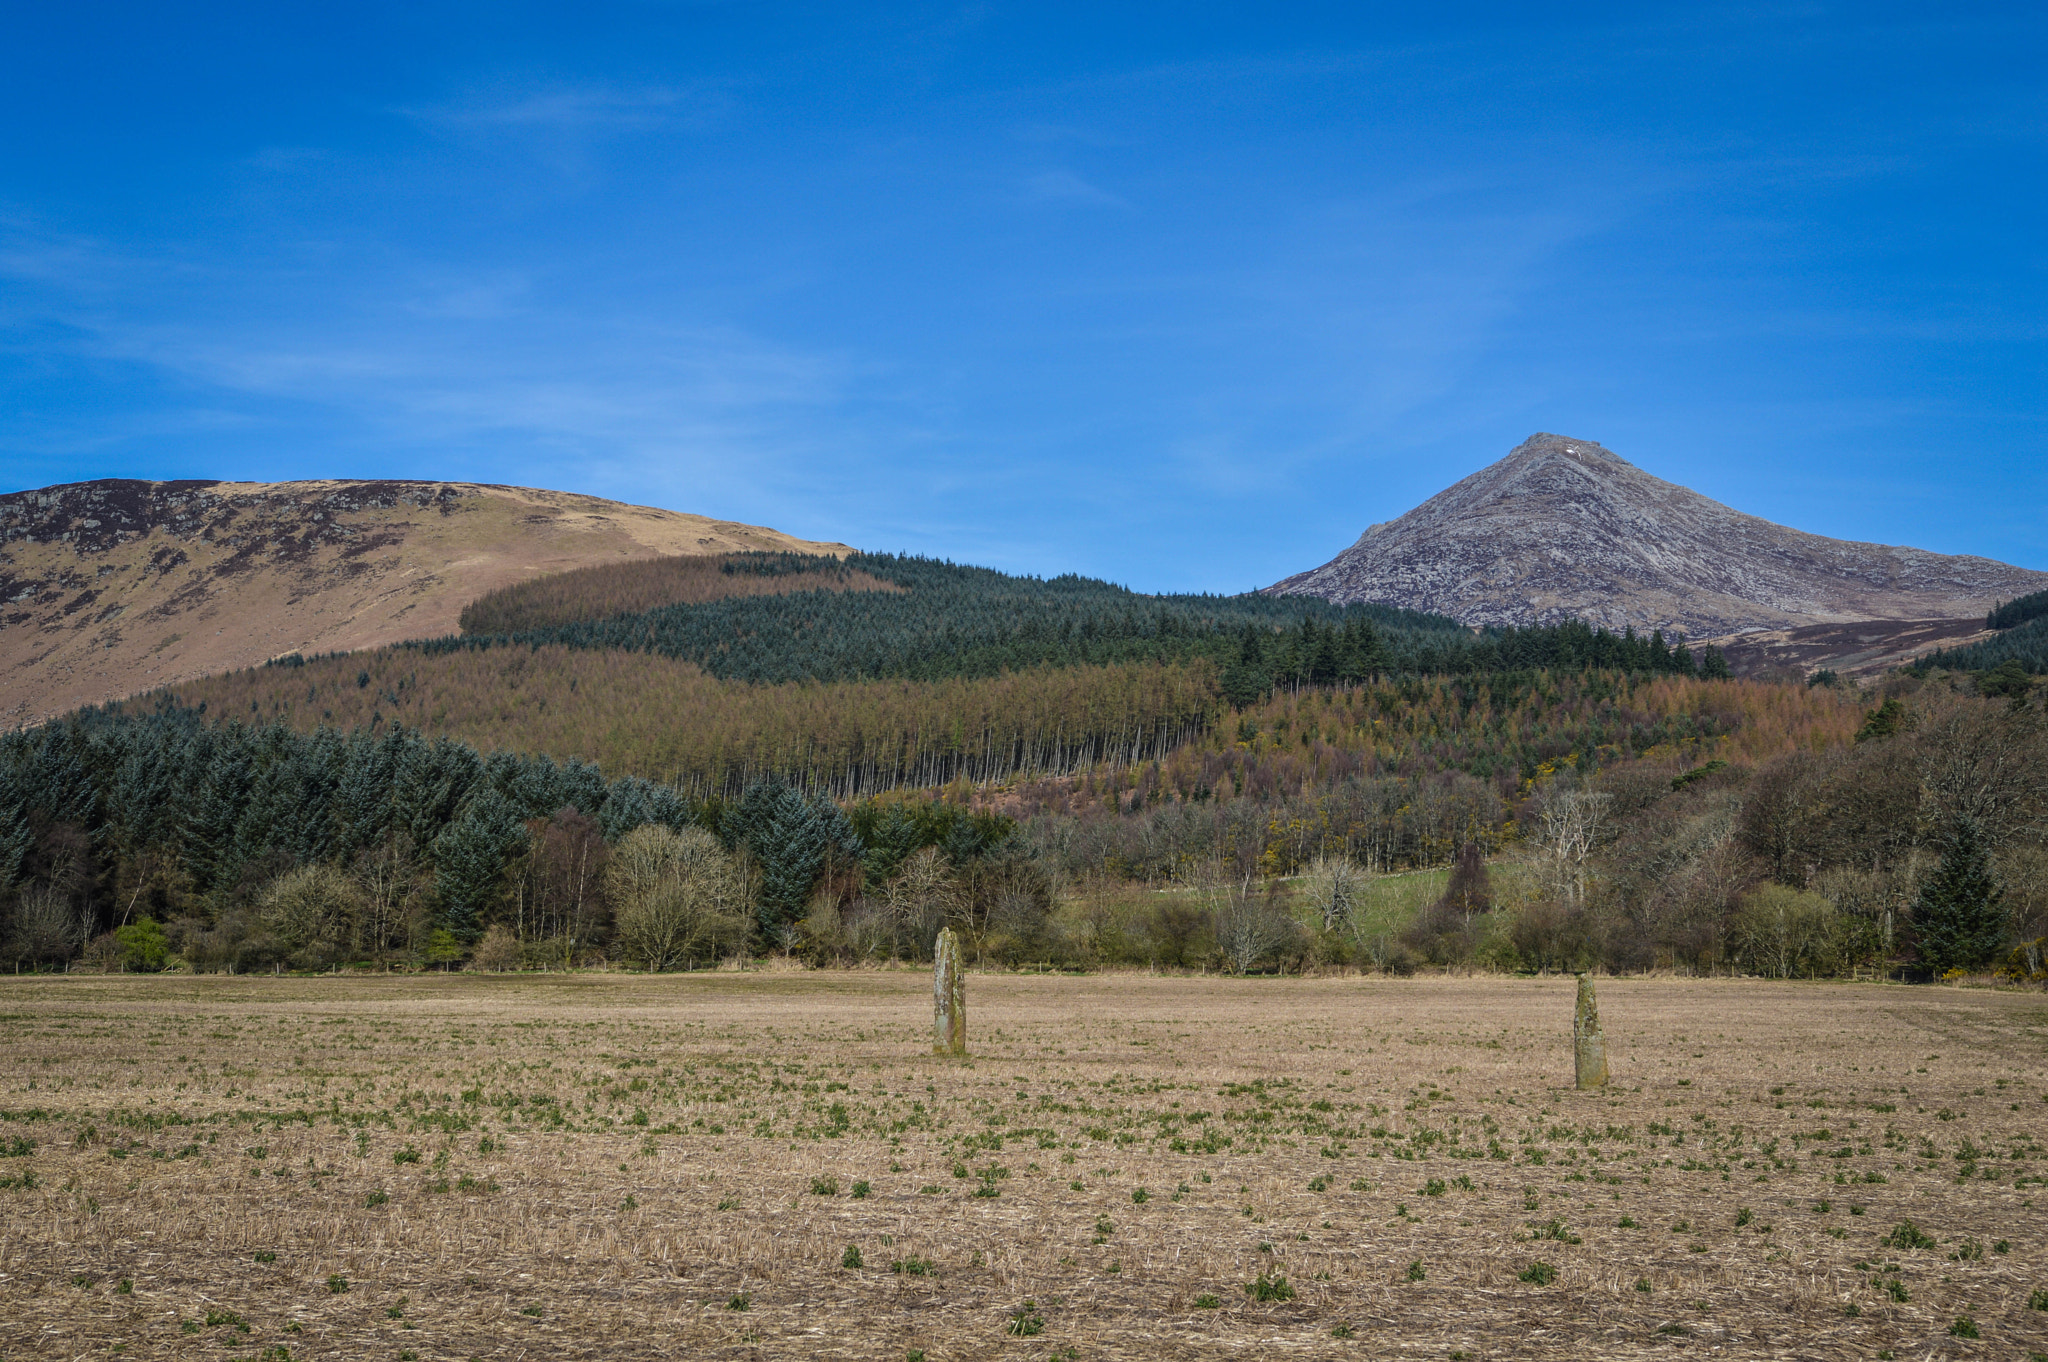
1573, 974, 1608, 1089
933, 927, 967, 1056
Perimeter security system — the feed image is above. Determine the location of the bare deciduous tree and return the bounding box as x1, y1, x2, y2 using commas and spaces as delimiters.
260, 863, 366, 968
606, 825, 748, 971
1915, 701, 2046, 850
351, 833, 427, 961
1299, 855, 1366, 932
1538, 790, 1611, 905
9, 885, 87, 966
886, 846, 963, 958
1209, 875, 1295, 975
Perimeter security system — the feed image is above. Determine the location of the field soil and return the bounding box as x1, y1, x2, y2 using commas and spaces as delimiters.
1, 972, 2044, 1360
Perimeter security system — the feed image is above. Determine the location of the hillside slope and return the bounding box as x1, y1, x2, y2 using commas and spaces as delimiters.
0, 479, 852, 726
1266, 433, 2048, 639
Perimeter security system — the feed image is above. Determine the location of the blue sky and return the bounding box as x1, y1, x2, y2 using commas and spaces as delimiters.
3, 3, 2043, 592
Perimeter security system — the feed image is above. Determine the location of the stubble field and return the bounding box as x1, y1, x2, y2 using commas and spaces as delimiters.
1, 971, 2045, 1361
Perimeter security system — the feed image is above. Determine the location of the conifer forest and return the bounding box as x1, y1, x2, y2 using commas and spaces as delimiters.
2, 553, 2040, 983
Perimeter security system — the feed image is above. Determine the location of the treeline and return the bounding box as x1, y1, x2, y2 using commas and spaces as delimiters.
154, 650, 1222, 797
1002, 671, 1862, 880
1027, 683, 2042, 981
426, 551, 1727, 689
8, 676, 2035, 982
1217, 614, 1721, 705
1986, 587, 2048, 631
1370, 682, 2046, 982
457, 552, 897, 635
1923, 616, 2048, 679
0, 705, 1034, 973
148, 650, 1824, 804
416, 552, 1472, 685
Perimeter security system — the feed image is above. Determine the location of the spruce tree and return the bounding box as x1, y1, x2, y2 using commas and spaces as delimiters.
0, 796, 30, 890
432, 786, 527, 941
726, 779, 858, 940
1913, 818, 2008, 973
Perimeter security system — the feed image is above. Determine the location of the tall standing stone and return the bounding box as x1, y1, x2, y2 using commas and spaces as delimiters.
1573, 974, 1608, 1089
933, 927, 967, 1056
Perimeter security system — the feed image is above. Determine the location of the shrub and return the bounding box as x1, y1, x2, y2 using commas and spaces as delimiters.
1245, 1272, 1294, 1302
113, 917, 171, 973
470, 924, 523, 972
1883, 1220, 1936, 1251
259, 866, 366, 970
606, 825, 750, 971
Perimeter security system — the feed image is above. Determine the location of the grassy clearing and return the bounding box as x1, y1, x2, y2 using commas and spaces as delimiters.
1, 973, 2044, 1359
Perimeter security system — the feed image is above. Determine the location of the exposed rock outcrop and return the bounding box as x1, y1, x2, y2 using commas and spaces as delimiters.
1266, 434, 2048, 639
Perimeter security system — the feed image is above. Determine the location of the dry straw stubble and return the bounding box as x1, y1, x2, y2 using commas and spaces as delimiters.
0, 972, 2044, 1359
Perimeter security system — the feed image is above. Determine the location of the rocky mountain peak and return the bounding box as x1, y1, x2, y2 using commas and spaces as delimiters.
1266, 433, 2048, 639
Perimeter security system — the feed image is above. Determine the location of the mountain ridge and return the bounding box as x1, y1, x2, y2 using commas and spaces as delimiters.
1265, 433, 2048, 639
0, 478, 852, 727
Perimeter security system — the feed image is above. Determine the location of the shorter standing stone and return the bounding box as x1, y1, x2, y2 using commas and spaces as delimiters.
1573, 973, 1608, 1089
933, 927, 967, 1056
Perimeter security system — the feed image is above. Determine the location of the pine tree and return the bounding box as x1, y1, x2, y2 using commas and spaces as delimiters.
1913, 818, 2008, 973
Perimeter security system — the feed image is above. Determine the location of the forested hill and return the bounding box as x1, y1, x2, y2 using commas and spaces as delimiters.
420, 552, 1725, 692
1923, 614, 2048, 677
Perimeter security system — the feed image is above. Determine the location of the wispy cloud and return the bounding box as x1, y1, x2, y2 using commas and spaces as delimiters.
0, 218, 872, 521
405, 83, 717, 133
1019, 168, 1133, 209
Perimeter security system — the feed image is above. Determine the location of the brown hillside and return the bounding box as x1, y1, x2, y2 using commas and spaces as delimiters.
1701, 616, 1999, 682
0, 478, 853, 727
